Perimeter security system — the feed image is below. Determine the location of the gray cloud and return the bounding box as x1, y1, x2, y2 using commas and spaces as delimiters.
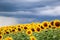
0, 0, 60, 11
0, 0, 60, 26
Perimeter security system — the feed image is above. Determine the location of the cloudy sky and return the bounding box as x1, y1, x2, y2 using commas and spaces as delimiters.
0, 0, 60, 26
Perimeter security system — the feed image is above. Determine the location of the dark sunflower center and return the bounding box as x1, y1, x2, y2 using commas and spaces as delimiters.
0, 32, 1, 34
31, 28, 35, 32
28, 31, 31, 34
51, 21, 54, 26
18, 25, 20, 27
32, 38, 35, 40
44, 23, 47, 27
6, 32, 9, 34
24, 26, 27, 29
55, 22, 60, 27
36, 27, 40, 31
18, 28, 21, 31
38, 25, 40, 26
12, 29, 15, 32
41, 26, 44, 29
0, 36, 2, 39
49, 25, 51, 28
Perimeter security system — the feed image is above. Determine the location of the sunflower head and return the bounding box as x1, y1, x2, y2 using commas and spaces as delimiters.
16, 24, 21, 28
35, 26, 41, 33
5, 31, 10, 34
0, 34, 3, 40
20, 24, 24, 29
30, 36, 36, 40
54, 20, 60, 28
48, 24, 52, 28
17, 27, 22, 32
40, 24, 45, 30
26, 29, 32, 36
4, 36, 13, 40
3, 26, 9, 31
24, 24, 31, 30
0, 28, 3, 35
35, 22, 41, 27
31, 28, 35, 32
24, 26, 28, 30
42, 21, 49, 29
49, 20, 54, 27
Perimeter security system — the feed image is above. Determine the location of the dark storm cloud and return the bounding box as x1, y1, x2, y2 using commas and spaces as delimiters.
0, 0, 60, 12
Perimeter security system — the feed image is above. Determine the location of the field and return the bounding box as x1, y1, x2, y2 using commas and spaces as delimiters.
0, 19, 60, 40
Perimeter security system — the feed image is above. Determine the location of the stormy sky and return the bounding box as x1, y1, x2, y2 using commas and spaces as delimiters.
0, 0, 60, 26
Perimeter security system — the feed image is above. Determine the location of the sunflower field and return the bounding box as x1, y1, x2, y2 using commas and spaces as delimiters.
0, 19, 60, 40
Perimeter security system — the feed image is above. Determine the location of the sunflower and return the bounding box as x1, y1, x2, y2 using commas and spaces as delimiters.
31, 22, 36, 28
35, 22, 41, 27
24, 24, 31, 30
3, 26, 9, 31
10, 25, 17, 33
0, 26, 4, 30
20, 24, 24, 30
31, 28, 35, 32
40, 24, 45, 30
35, 26, 41, 33
41, 21, 49, 29
15, 25, 22, 33
0, 31, 2, 35
30, 36, 36, 40
16, 24, 21, 28
0, 34, 3, 40
4, 36, 13, 40
24, 26, 28, 30
49, 20, 54, 27
2, 27, 10, 35
3, 31, 6, 35
11, 29, 16, 33
16, 24, 22, 29
0, 28, 2, 31
26, 29, 32, 36
48, 24, 52, 29
8, 28, 13, 33
48, 23, 56, 29
5, 31, 10, 34
30, 23, 37, 32
7, 25, 14, 32
0, 28, 3, 35
54, 20, 60, 28
17, 27, 22, 32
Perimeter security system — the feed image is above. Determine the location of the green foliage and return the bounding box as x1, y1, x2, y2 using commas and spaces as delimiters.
3, 31, 30, 40
33, 28, 60, 40
3, 28, 60, 40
